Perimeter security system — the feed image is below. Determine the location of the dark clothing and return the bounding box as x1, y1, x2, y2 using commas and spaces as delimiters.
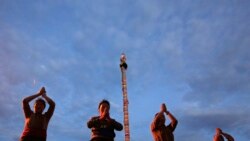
87, 116, 123, 141
20, 100, 55, 141
91, 138, 114, 141
217, 135, 225, 141
20, 136, 46, 141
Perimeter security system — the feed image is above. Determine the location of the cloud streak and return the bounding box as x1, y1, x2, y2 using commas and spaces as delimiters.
0, 0, 250, 141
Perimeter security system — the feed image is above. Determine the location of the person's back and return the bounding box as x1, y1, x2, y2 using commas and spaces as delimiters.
151, 103, 178, 141
214, 135, 225, 141
151, 122, 176, 141
20, 87, 55, 141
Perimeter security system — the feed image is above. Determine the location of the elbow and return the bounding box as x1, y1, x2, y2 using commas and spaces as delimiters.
52, 102, 56, 107
175, 119, 178, 126
116, 127, 123, 131
113, 121, 123, 131
87, 121, 92, 128
118, 125, 123, 131
50, 101, 56, 108
52, 103, 56, 109
87, 119, 94, 128
22, 98, 28, 104
171, 119, 178, 127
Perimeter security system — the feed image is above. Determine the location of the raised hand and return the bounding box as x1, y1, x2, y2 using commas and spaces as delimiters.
39, 87, 46, 95
41, 92, 47, 98
161, 103, 167, 113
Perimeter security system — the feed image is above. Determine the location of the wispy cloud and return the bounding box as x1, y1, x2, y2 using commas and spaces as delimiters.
0, 0, 250, 141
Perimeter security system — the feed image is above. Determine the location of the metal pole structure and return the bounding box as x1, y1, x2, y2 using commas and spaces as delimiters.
120, 53, 130, 141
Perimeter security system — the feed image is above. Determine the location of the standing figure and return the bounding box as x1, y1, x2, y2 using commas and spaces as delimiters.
213, 128, 234, 141
151, 103, 178, 141
20, 87, 55, 141
87, 99, 123, 141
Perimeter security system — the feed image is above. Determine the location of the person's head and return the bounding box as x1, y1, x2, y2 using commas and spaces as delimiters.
155, 112, 166, 125
34, 98, 46, 114
98, 99, 110, 115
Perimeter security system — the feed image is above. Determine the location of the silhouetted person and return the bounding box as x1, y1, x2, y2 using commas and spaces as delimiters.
213, 128, 234, 141
20, 87, 55, 141
87, 99, 123, 141
151, 103, 178, 141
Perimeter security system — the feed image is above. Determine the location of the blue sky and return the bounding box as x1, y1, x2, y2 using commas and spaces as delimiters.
0, 0, 250, 141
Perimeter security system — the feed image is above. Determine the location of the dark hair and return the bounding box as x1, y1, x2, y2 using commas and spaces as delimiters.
35, 98, 46, 108
98, 99, 110, 109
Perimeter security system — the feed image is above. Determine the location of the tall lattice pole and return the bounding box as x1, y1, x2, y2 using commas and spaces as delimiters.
120, 53, 130, 141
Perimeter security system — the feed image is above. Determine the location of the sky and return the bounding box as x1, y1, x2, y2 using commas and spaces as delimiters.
0, 0, 250, 141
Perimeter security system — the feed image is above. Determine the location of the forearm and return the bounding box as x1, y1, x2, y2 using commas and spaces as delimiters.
112, 119, 123, 131
43, 95, 55, 106
222, 132, 234, 141
22, 93, 40, 117
23, 93, 40, 103
87, 118, 100, 128
166, 111, 178, 126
